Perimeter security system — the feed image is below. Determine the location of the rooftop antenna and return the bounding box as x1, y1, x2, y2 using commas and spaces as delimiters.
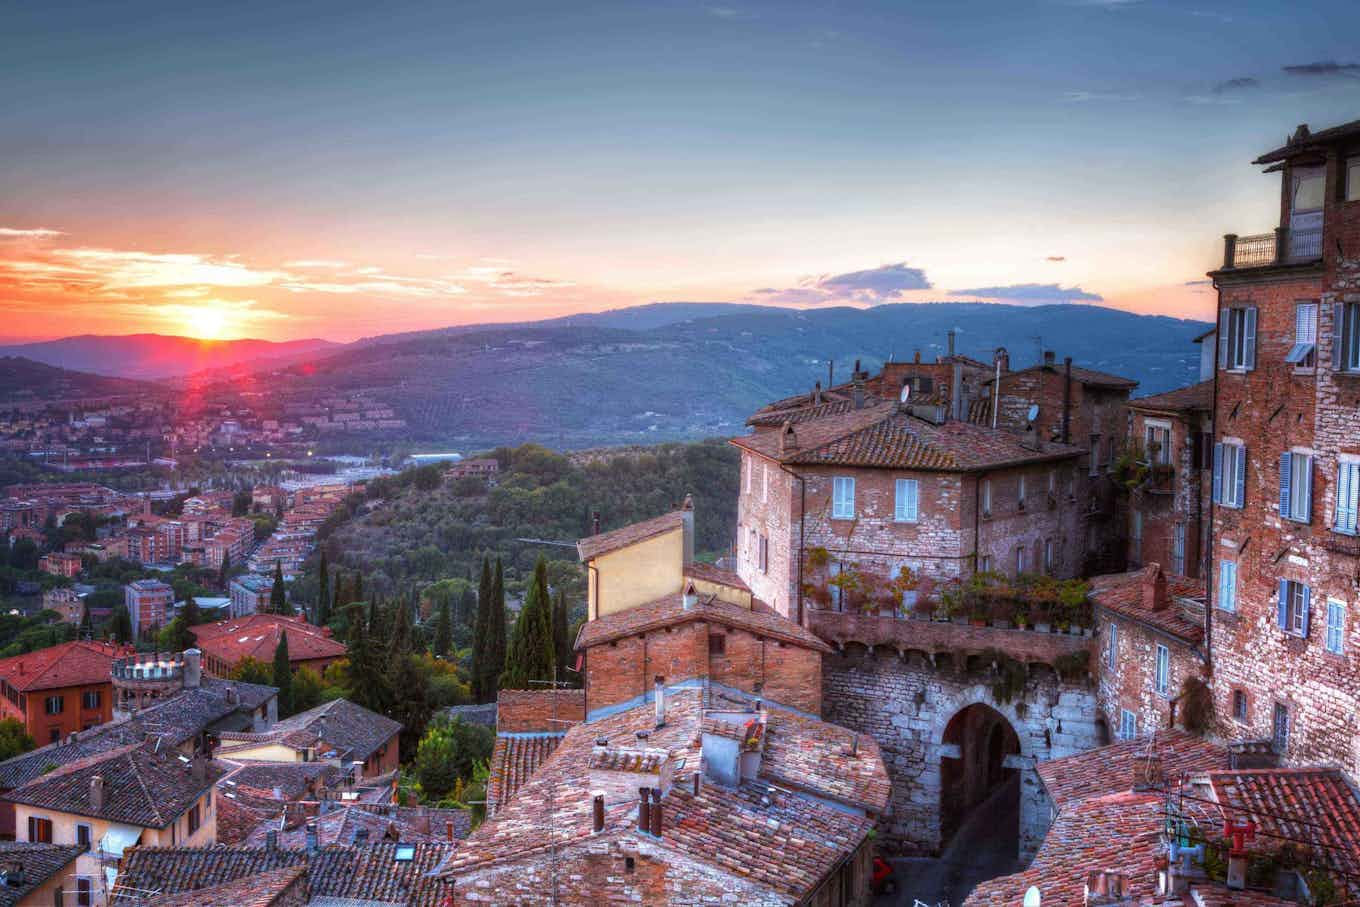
1031, 335, 1043, 365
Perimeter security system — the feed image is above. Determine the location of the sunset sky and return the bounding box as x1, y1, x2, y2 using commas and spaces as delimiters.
2, 0, 1357, 343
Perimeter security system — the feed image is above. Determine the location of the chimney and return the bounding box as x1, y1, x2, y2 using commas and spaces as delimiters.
1043, 350, 1056, 367
89, 775, 106, 812
852, 375, 865, 410
994, 346, 1010, 373
654, 676, 666, 727
225, 687, 238, 706
305, 823, 318, 855
680, 494, 695, 564
354, 827, 369, 845
591, 511, 601, 535
1224, 821, 1256, 890
813, 380, 823, 405
446, 821, 456, 842
183, 648, 201, 689
637, 787, 651, 833
1085, 871, 1131, 906
648, 787, 662, 837
191, 753, 209, 783
947, 330, 956, 358
913, 349, 921, 364
779, 422, 798, 455
682, 581, 698, 611
592, 792, 605, 833
1142, 564, 1168, 612
951, 361, 963, 421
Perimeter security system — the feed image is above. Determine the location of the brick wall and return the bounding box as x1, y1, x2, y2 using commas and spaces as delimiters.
1094, 610, 1205, 741
496, 689, 587, 733
1127, 408, 1211, 578
735, 450, 799, 619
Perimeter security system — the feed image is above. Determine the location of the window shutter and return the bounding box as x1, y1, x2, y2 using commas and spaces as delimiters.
1301, 586, 1312, 637
1235, 445, 1246, 508
1334, 302, 1346, 370
1219, 309, 1230, 369
1244, 307, 1258, 370
1213, 443, 1224, 503
1300, 456, 1312, 522
1278, 579, 1289, 630
1339, 464, 1356, 531
1280, 451, 1292, 517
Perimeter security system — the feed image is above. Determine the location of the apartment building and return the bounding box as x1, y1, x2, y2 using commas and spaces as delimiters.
124, 579, 172, 640
0, 641, 127, 744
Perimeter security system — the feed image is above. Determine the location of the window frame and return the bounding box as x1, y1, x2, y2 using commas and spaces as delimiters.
76, 877, 91, 907
1347, 157, 1360, 203
44, 695, 63, 716
1286, 301, 1319, 368
1219, 306, 1257, 372
1326, 598, 1346, 655
1213, 441, 1246, 509
1172, 523, 1186, 576
1272, 702, 1289, 754
1119, 709, 1137, 741
1231, 689, 1248, 723
188, 802, 202, 835
1106, 622, 1119, 671
28, 815, 53, 844
831, 476, 855, 520
1144, 421, 1172, 465
1336, 459, 1360, 534
1279, 579, 1311, 638
1279, 450, 1313, 523
1154, 644, 1170, 697
81, 689, 100, 711
894, 478, 920, 523
980, 479, 992, 517
1336, 301, 1360, 373
76, 823, 91, 851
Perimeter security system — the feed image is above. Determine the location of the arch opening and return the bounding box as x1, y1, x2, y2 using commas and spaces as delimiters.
939, 703, 1021, 852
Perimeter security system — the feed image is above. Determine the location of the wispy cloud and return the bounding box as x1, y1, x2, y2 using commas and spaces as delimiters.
950, 283, 1103, 304
0, 227, 64, 240
453, 267, 576, 297
1062, 90, 1141, 103
284, 259, 350, 269
1045, 255, 1066, 262
49, 248, 289, 290
751, 262, 933, 306
1213, 76, 1258, 93
1282, 61, 1360, 78
706, 6, 749, 20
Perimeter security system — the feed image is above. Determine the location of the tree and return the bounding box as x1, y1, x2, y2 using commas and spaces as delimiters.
273, 632, 293, 716
501, 558, 554, 690
412, 717, 493, 801
471, 557, 493, 701
10, 538, 38, 572
291, 666, 325, 714
270, 562, 288, 615
488, 559, 507, 693
345, 604, 391, 714
218, 553, 232, 590
552, 588, 573, 681
181, 595, 202, 631
0, 719, 35, 762
387, 602, 429, 759
432, 600, 452, 658
316, 553, 330, 626
78, 603, 93, 640
158, 616, 194, 653
109, 605, 133, 645
231, 656, 273, 686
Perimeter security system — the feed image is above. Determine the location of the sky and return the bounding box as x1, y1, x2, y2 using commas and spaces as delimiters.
1, 0, 1357, 343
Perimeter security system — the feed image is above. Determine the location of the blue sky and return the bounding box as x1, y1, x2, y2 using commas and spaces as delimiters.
1, 0, 1357, 340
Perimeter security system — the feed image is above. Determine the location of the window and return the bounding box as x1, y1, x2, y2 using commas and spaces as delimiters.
1232, 689, 1248, 722
894, 478, 919, 522
1106, 623, 1119, 670
1154, 644, 1170, 696
1089, 434, 1101, 476
27, 816, 52, 843
1219, 306, 1257, 371
1017, 475, 1027, 510
978, 554, 991, 573
1348, 157, 1360, 202
76, 823, 91, 851
1119, 709, 1137, 741
1131, 511, 1143, 563
188, 802, 202, 835
77, 877, 91, 907
1272, 702, 1289, 753
981, 479, 992, 516
758, 535, 768, 574
1294, 169, 1325, 211
1172, 524, 1186, 576
1014, 546, 1025, 576
1326, 599, 1345, 655
1335, 301, 1360, 373
1043, 539, 1054, 574
1219, 560, 1238, 612
1278, 579, 1311, 637
1213, 442, 1246, 508
1336, 460, 1360, 533
81, 690, 100, 710
1145, 422, 1172, 465
44, 695, 63, 715
709, 634, 725, 658
1287, 302, 1318, 367
831, 477, 855, 519
1279, 451, 1313, 523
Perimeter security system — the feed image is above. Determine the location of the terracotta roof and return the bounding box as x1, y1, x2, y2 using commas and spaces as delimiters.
114, 842, 455, 907
1254, 118, 1360, 163
5, 743, 224, 828
220, 761, 339, 802
0, 842, 83, 907
576, 510, 684, 562
0, 640, 129, 692
145, 864, 308, 907
1036, 729, 1227, 812
682, 561, 749, 592
574, 592, 832, 654
747, 395, 884, 428
191, 614, 347, 667
487, 735, 562, 814
1089, 566, 1207, 645
985, 362, 1139, 390
1129, 380, 1213, 414
734, 400, 1084, 472
441, 688, 888, 903
1206, 767, 1360, 881
242, 803, 471, 849
759, 707, 891, 814
218, 699, 400, 765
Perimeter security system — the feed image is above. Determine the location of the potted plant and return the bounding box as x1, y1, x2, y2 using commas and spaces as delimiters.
1013, 604, 1030, 631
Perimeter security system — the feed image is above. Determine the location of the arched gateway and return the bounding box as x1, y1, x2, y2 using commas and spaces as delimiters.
939, 703, 1021, 850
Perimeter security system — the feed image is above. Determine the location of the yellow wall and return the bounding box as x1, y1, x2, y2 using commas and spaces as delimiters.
688, 576, 752, 609
590, 528, 684, 618
15, 789, 216, 907
219, 742, 303, 763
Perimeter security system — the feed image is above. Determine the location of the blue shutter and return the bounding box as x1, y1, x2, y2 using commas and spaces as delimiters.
1235, 445, 1247, 509
1301, 586, 1311, 637
1280, 451, 1292, 517
1278, 579, 1289, 630
1300, 456, 1312, 523
1219, 309, 1230, 369
1213, 443, 1224, 503
1334, 302, 1346, 370
1244, 307, 1258, 370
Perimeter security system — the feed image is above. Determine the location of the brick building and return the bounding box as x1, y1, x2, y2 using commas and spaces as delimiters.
189, 613, 347, 678
41, 586, 84, 624
0, 641, 128, 744
228, 573, 272, 618
124, 578, 173, 640
37, 551, 81, 578
1206, 118, 1360, 778
216, 699, 401, 780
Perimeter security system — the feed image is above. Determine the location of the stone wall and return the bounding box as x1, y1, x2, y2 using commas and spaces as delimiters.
822, 648, 1104, 862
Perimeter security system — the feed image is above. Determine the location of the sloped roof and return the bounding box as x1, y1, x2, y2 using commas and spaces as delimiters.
1036, 729, 1227, 812
576, 510, 684, 562
218, 699, 400, 764
145, 864, 308, 907
487, 735, 563, 814
574, 592, 832, 654
985, 362, 1138, 390
191, 614, 346, 666
1089, 567, 1207, 646
5, 743, 224, 828
0, 843, 83, 907
242, 804, 471, 849
0, 640, 129, 692
1129, 380, 1212, 414
1254, 118, 1360, 163
682, 561, 748, 592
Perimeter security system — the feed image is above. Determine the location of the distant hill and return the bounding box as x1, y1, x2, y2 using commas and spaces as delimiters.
0, 356, 157, 404
0, 334, 340, 379
231, 302, 1211, 449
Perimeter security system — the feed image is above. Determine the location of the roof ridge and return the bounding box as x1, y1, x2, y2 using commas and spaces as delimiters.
128, 748, 167, 827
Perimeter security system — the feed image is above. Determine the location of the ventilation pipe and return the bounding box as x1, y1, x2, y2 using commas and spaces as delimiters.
592, 792, 605, 833
648, 787, 663, 837
947, 330, 956, 358
305, 823, 318, 855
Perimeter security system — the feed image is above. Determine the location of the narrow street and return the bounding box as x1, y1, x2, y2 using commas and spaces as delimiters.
875, 775, 1022, 907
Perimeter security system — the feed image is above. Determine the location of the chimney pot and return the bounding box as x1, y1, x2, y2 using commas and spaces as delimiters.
637, 787, 651, 834
305, 822, 318, 854
1142, 564, 1168, 612
654, 675, 666, 728
1043, 350, 1056, 366
649, 787, 663, 837
592, 792, 605, 833
591, 511, 601, 535
89, 776, 106, 812
947, 330, 956, 357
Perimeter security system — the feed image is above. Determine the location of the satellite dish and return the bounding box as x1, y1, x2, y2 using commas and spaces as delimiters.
1026, 403, 1040, 423
899, 384, 911, 404
1024, 887, 1042, 907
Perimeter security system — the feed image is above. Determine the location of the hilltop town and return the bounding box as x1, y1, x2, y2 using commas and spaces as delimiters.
0, 117, 1357, 907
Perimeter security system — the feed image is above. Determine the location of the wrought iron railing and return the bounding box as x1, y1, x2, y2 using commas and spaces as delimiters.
1223, 227, 1323, 269
1288, 226, 1323, 261
1230, 233, 1277, 267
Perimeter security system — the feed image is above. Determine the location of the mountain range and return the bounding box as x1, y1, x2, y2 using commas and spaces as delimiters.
0, 334, 339, 380
4, 302, 1212, 448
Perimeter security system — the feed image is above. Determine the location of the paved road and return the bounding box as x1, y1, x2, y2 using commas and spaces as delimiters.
875, 776, 1021, 907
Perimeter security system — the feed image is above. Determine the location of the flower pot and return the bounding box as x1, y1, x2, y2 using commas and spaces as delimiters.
969, 618, 987, 627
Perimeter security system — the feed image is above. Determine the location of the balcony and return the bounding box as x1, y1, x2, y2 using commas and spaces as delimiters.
1221, 227, 1323, 270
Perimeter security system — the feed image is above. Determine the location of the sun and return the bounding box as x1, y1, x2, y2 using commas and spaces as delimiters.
186, 306, 228, 340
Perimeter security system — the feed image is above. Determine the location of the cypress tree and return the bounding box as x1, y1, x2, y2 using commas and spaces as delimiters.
471, 557, 492, 702
352, 571, 363, 604
316, 553, 330, 625
181, 595, 202, 631
552, 588, 571, 679
218, 553, 231, 589
345, 604, 390, 714
387, 600, 428, 759
270, 562, 288, 614
501, 558, 555, 690
273, 632, 293, 716
482, 558, 508, 700
433, 600, 452, 658
458, 586, 476, 628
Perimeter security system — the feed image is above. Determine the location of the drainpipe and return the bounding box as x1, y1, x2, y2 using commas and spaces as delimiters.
1205, 278, 1222, 667
973, 472, 985, 575
780, 464, 807, 626
992, 357, 1001, 429
1062, 357, 1073, 445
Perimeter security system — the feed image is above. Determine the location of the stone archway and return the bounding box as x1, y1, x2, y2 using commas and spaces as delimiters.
939, 702, 1021, 850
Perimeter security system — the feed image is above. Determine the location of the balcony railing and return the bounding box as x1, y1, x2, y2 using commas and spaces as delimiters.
1222, 227, 1323, 270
